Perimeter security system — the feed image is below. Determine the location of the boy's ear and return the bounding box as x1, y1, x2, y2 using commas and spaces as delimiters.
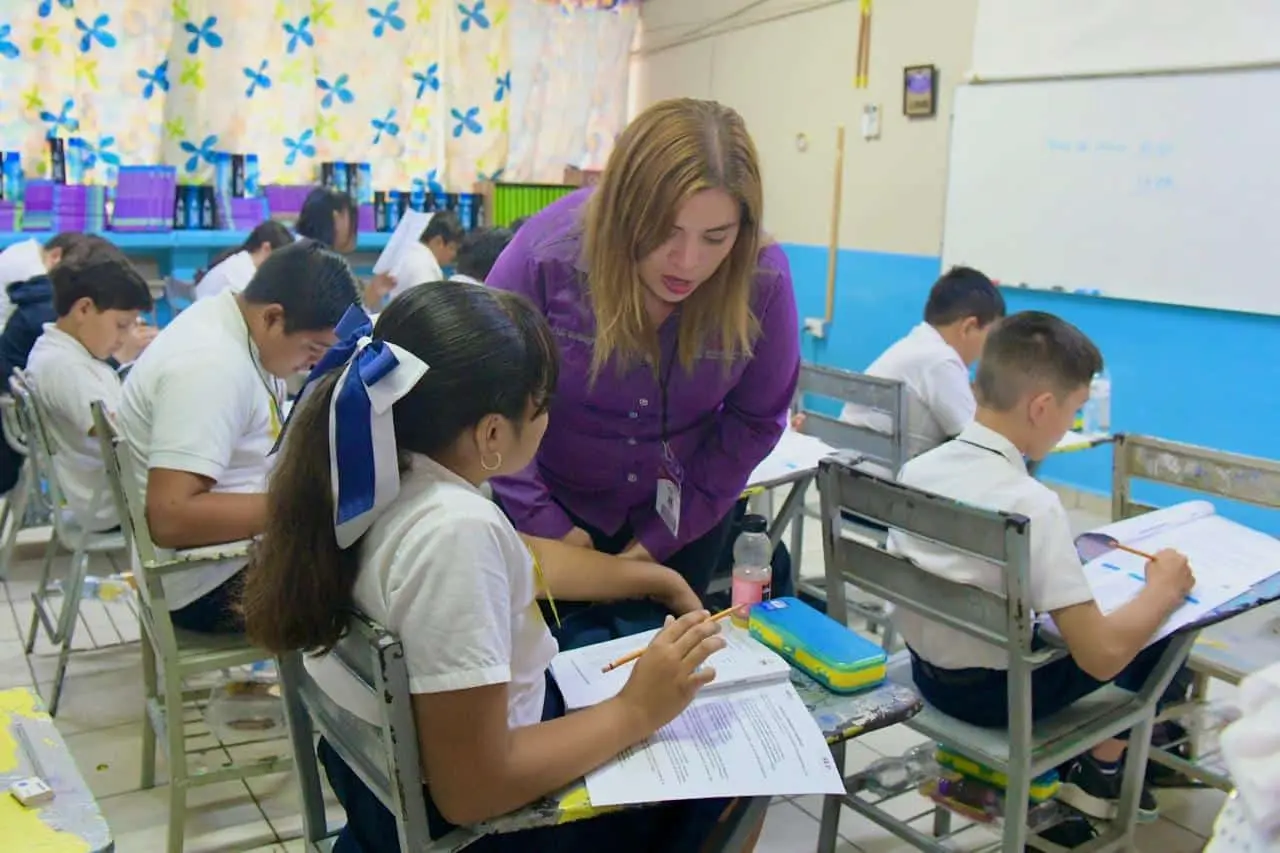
261, 303, 288, 331
70, 296, 96, 317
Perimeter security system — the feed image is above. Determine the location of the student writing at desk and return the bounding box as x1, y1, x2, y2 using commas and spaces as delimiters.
889, 312, 1195, 848
487, 98, 800, 644
794, 266, 1004, 462
244, 283, 756, 853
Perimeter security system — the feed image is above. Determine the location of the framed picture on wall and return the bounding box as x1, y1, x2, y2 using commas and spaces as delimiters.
903, 65, 938, 117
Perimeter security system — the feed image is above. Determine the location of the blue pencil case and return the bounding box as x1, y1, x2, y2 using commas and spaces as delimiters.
749, 597, 888, 694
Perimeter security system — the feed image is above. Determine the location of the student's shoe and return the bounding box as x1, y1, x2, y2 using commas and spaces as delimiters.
1031, 814, 1097, 850
1057, 754, 1160, 823
1146, 721, 1194, 788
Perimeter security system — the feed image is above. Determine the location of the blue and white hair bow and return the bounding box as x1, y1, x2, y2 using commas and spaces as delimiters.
323, 308, 428, 548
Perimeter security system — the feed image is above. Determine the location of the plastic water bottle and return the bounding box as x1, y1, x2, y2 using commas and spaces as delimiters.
731, 515, 772, 627
1085, 369, 1112, 434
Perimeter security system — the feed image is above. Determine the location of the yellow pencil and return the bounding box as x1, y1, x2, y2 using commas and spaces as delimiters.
600, 606, 738, 673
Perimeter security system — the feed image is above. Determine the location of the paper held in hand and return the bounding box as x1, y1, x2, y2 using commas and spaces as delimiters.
372, 210, 434, 277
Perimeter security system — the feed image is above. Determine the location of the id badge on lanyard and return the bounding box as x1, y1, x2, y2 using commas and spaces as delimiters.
655, 354, 683, 538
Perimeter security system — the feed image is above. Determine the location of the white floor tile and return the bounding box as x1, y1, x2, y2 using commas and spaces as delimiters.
758, 800, 852, 852
63, 722, 150, 799
853, 721, 933, 758
1157, 786, 1227, 839
0, 639, 33, 688
1134, 816, 1209, 852
101, 779, 278, 853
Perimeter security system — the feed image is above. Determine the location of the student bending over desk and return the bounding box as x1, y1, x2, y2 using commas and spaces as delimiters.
117, 240, 357, 634
27, 241, 155, 532
244, 283, 751, 853
890, 312, 1194, 847
838, 266, 1004, 460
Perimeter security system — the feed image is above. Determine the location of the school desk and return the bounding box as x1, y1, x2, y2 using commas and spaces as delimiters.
452, 671, 922, 843
0, 686, 113, 852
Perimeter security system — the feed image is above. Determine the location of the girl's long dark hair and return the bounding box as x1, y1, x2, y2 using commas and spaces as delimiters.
194, 220, 293, 283
243, 281, 560, 655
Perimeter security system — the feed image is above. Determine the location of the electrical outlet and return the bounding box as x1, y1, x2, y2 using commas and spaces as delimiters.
804, 317, 827, 338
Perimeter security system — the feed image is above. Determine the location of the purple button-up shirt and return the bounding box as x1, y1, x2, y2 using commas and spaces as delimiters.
488, 190, 800, 562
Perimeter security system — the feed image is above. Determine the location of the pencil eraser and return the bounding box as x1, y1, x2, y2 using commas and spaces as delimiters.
9, 777, 55, 807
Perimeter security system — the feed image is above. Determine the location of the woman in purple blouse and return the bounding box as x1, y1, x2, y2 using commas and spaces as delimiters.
488, 99, 800, 639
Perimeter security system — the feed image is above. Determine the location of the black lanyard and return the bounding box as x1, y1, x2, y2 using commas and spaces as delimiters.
658, 349, 677, 447
954, 438, 1009, 461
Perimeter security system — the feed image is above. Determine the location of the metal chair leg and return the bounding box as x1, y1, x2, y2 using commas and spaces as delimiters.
140, 630, 159, 790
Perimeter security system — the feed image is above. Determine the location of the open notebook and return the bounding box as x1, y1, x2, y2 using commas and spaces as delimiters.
1074, 501, 1280, 641
552, 626, 845, 806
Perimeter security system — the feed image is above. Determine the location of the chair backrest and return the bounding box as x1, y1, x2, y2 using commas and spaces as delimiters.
89, 400, 180, 652
817, 454, 1041, 742
796, 363, 908, 474
1111, 433, 1280, 521
8, 370, 71, 519
278, 612, 438, 851
0, 393, 29, 456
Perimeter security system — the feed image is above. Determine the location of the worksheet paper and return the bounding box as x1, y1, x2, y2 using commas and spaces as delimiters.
1079, 502, 1280, 642
550, 626, 790, 711
749, 429, 837, 487
584, 681, 845, 806
372, 210, 433, 276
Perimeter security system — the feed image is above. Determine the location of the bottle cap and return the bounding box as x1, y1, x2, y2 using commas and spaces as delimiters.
742, 514, 768, 534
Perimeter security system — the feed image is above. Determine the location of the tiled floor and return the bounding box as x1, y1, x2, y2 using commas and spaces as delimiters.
0, 497, 1226, 852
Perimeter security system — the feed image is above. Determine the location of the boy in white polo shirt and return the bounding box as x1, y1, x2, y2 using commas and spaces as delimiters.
841, 266, 1005, 461
117, 240, 358, 633
891, 312, 1195, 841
27, 242, 154, 532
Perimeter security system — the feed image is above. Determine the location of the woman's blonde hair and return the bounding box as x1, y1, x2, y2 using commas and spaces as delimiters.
583, 98, 764, 376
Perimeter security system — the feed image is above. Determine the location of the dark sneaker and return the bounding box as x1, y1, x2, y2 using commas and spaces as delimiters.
1147, 721, 1195, 788
1058, 754, 1160, 823
1032, 814, 1097, 850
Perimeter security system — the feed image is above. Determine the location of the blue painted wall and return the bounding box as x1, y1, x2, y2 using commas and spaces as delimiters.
784, 243, 1280, 534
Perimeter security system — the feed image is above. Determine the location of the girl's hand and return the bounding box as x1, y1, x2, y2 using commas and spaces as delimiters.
791, 412, 807, 431
652, 568, 701, 616
618, 612, 725, 731
363, 272, 396, 310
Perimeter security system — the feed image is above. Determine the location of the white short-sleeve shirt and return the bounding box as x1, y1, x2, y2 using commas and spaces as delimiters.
26, 324, 122, 531
307, 454, 559, 728
194, 250, 256, 301
841, 323, 976, 461
889, 422, 1095, 671
117, 291, 285, 609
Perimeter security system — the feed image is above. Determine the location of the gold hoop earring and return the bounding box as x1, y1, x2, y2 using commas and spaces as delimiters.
480, 451, 502, 472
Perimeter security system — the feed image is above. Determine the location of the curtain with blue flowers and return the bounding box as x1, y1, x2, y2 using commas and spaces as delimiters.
0, 0, 509, 192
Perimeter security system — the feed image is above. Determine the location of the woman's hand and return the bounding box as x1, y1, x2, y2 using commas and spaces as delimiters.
562, 527, 594, 549
651, 568, 701, 616
790, 412, 807, 431
115, 321, 159, 364
618, 611, 725, 731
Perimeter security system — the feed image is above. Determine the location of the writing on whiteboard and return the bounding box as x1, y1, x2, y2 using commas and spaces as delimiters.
1046, 138, 1175, 157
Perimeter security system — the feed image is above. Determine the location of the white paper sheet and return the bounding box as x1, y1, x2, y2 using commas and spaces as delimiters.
1079, 502, 1280, 641
372, 210, 434, 276
585, 681, 845, 805
749, 429, 838, 488
550, 625, 790, 712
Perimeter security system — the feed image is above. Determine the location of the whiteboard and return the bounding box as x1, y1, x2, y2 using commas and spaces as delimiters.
940, 69, 1280, 316
971, 0, 1280, 80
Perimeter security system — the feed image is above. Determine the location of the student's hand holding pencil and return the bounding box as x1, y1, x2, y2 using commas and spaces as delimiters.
616, 611, 727, 731
1144, 549, 1196, 608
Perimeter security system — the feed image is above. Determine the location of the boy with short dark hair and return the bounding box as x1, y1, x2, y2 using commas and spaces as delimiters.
891, 311, 1195, 838
27, 242, 154, 531
117, 240, 358, 633
451, 227, 514, 285
840, 266, 1006, 460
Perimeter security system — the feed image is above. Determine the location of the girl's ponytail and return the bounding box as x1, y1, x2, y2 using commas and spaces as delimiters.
242, 369, 357, 654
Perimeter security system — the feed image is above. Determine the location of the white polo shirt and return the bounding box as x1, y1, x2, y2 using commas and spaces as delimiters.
889, 422, 1095, 671
385, 242, 443, 304
194, 250, 256, 301
307, 453, 558, 727
841, 323, 976, 461
26, 325, 122, 532
117, 291, 285, 610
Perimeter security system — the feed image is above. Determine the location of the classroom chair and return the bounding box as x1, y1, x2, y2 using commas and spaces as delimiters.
815, 456, 1194, 853
793, 363, 907, 643
279, 609, 771, 853
1111, 433, 1280, 791
8, 371, 129, 716
0, 391, 37, 581
90, 401, 291, 853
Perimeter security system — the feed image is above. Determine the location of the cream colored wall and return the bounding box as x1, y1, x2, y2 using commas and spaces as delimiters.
632, 0, 978, 256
